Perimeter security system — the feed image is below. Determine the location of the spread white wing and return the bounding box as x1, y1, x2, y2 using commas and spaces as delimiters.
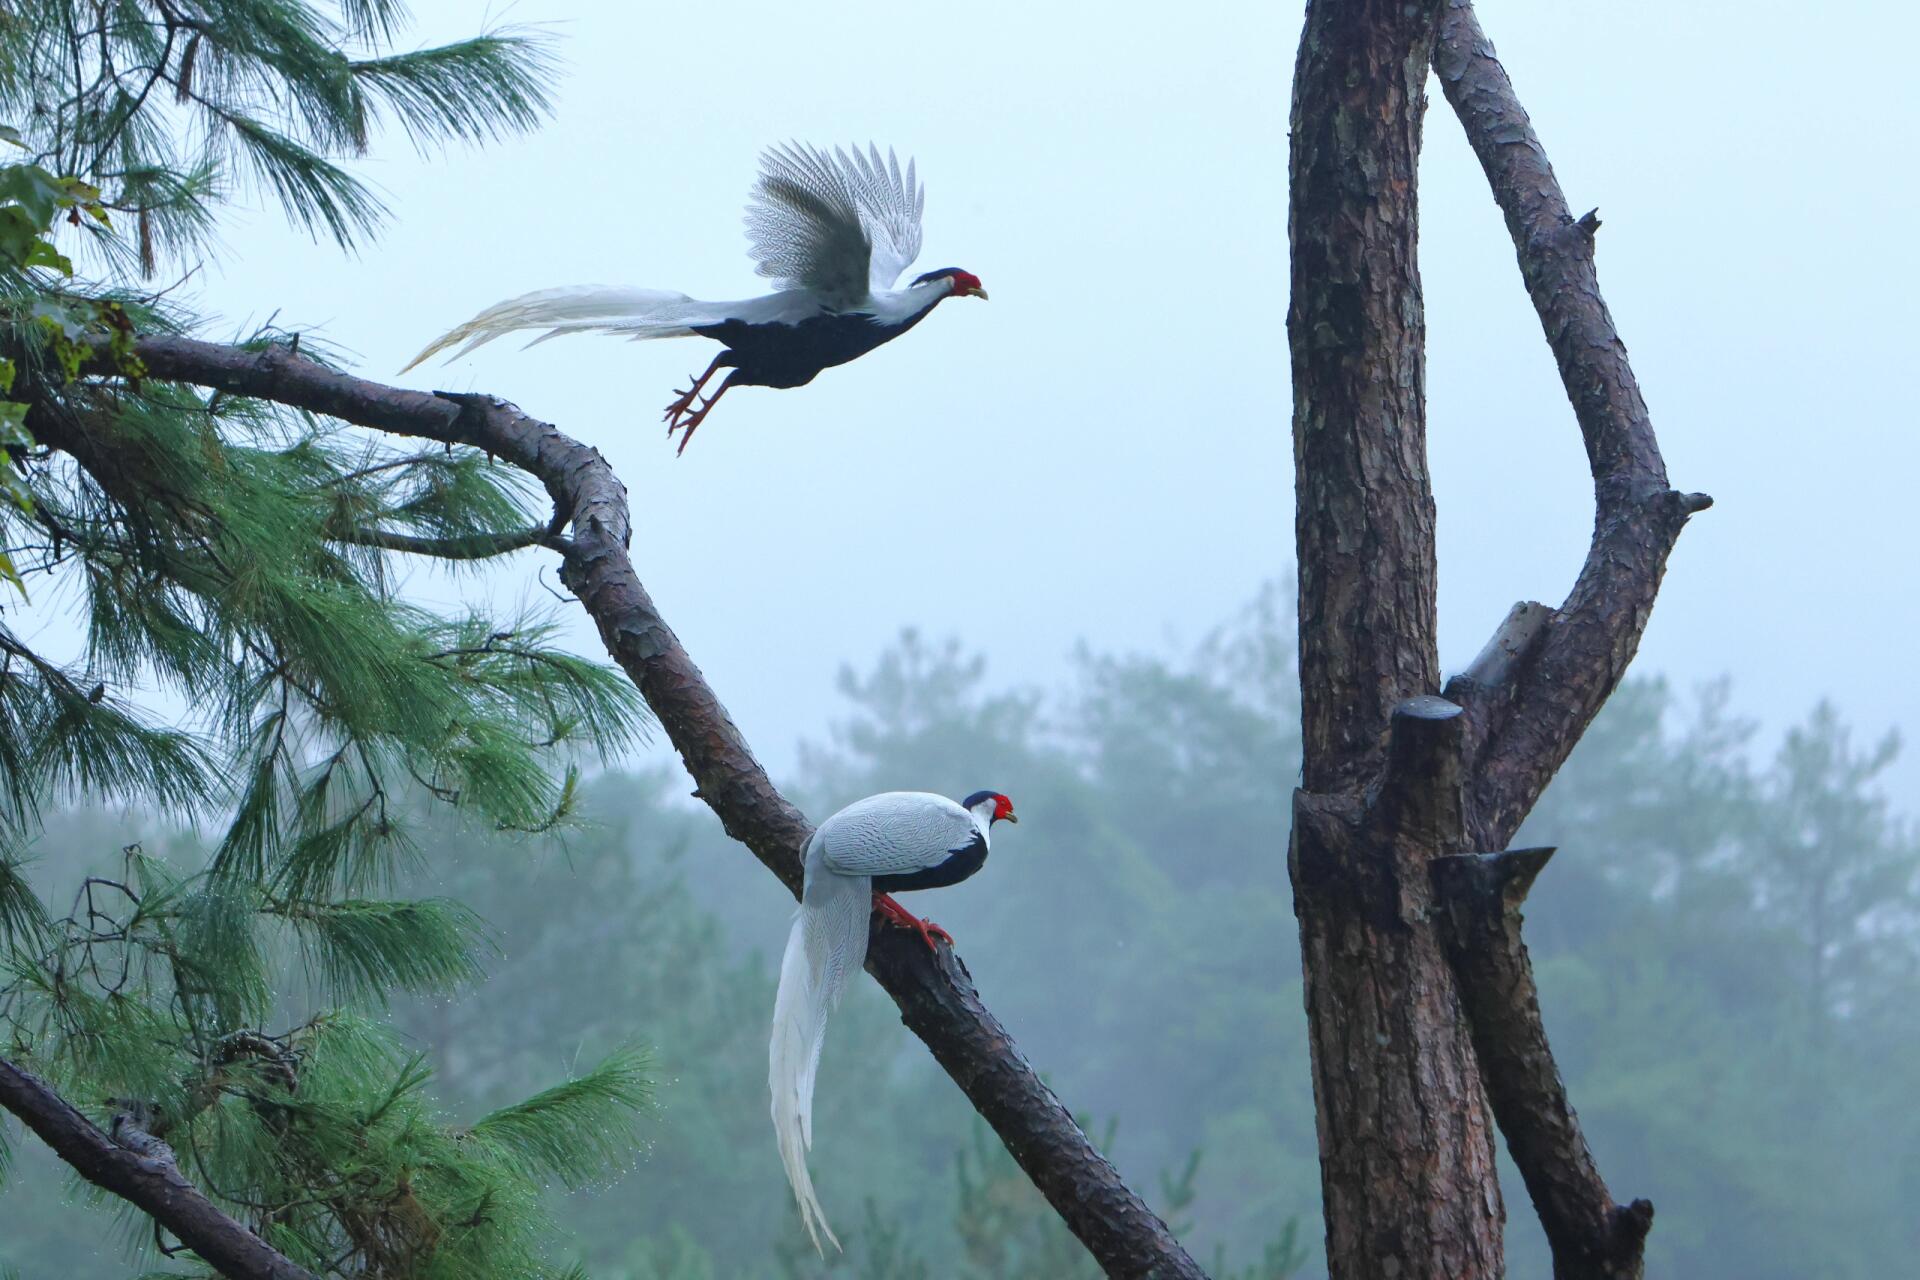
814, 791, 977, 877
744, 143, 925, 310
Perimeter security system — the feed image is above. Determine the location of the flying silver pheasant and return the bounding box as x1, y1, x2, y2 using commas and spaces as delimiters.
770, 789, 1017, 1252
400, 143, 987, 454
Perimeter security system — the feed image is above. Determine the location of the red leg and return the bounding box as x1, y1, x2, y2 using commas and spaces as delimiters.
666, 372, 738, 456
661, 353, 728, 427
872, 892, 954, 953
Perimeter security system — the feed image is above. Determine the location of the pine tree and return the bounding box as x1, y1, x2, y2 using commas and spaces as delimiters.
0, 5, 658, 1277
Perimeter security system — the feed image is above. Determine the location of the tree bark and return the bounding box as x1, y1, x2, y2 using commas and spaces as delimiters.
1430, 0, 1711, 852
53, 339, 1208, 1280
0, 1056, 317, 1280
1288, 3, 1506, 1276
1288, 2, 1705, 1277
1432, 850, 1653, 1280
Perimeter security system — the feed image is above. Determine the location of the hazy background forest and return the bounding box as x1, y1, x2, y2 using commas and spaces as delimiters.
7, 588, 1915, 1278
4, 0, 1919, 1276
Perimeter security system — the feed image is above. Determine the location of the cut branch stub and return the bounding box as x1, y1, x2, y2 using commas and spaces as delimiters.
1378, 694, 1467, 848
1444, 601, 1554, 706
1431, 849, 1653, 1280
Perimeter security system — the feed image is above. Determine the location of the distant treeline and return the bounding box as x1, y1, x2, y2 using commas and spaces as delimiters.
5, 588, 1914, 1279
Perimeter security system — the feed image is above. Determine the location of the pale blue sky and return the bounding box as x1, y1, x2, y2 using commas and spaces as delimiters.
48, 0, 1920, 794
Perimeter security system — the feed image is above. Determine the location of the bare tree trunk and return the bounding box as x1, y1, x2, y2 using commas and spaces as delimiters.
1288, 2, 1505, 1275
1288, 2, 1706, 1277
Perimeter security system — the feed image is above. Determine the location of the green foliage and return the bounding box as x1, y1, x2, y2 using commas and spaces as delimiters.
8, 595, 1918, 1278
469, 1047, 654, 1190
0, 833, 652, 1279
0, 0, 556, 271
0, 144, 123, 594
0, 7, 661, 1280
278, 897, 491, 1007
0, 346, 650, 897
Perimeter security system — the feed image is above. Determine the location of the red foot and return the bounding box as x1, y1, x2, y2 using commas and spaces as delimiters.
665, 390, 722, 455
661, 383, 703, 423
661, 360, 736, 456
873, 892, 953, 953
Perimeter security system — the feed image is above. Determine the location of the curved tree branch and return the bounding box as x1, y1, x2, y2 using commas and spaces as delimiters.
73, 336, 1207, 1280
1422, 6, 1697, 1276
0, 1055, 317, 1280
1433, 0, 1712, 851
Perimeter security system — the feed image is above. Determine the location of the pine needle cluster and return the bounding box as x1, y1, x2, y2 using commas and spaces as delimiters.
0, 0, 557, 274
0, 5, 661, 1277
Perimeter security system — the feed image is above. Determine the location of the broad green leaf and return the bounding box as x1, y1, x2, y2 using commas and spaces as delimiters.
0, 164, 63, 225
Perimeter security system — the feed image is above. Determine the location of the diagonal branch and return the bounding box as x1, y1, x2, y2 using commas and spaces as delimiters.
1430, 6, 1682, 1276
0, 1055, 317, 1280
1433, 0, 1712, 850
1431, 851, 1653, 1279
73, 336, 1207, 1280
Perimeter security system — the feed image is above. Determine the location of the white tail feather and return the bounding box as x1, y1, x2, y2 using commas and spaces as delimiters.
397, 285, 714, 373
769, 868, 869, 1254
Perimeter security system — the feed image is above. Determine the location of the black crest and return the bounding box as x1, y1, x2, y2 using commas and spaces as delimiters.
911, 267, 965, 287
960, 790, 1002, 810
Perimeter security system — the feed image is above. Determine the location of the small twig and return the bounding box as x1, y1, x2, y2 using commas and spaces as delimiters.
328, 522, 554, 561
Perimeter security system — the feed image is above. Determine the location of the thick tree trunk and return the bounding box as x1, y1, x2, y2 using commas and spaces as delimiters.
1287, 727, 1504, 1279
1287, 1, 1702, 1275
1287, 2, 1506, 1276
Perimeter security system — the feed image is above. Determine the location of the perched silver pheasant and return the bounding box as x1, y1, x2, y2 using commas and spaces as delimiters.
769, 789, 1016, 1252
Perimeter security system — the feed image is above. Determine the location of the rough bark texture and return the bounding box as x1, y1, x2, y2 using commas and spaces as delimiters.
0, 1056, 317, 1280
1432, 850, 1653, 1280
1411, 12, 1702, 1276
1286, 728, 1504, 1280
1287, 4, 1505, 1277
58, 338, 1206, 1280
1289, 2, 1704, 1277
1431, 0, 1711, 851
1290, 0, 1444, 798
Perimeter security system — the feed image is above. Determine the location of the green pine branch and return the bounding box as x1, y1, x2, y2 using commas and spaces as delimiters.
468, 1045, 654, 1188
0, 0, 558, 270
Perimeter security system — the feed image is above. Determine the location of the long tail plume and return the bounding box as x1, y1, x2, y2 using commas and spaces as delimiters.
769, 872, 868, 1254
397, 285, 709, 372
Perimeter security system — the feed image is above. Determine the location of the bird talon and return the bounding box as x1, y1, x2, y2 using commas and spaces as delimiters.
872, 893, 951, 953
